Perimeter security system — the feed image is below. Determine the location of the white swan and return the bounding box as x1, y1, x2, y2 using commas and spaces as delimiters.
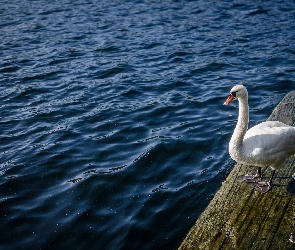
224, 85, 295, 193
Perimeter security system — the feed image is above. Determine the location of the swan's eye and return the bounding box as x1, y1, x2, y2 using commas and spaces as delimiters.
232, 91, 237, 97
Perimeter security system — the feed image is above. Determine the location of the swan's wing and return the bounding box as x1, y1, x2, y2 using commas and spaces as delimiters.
244, 121, 292, 139
243, 121, 295, 165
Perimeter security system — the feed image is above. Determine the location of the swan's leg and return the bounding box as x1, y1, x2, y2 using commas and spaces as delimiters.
253, 169, 275, 194
241, 166, 262, 183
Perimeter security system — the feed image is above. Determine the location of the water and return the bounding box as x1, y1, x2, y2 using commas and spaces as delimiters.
1, 0, 295, 249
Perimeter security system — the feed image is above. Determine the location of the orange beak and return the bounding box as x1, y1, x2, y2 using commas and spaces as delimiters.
223, 93, 235, 105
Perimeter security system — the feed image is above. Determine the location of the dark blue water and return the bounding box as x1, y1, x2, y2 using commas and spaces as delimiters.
1, 0, 295, 249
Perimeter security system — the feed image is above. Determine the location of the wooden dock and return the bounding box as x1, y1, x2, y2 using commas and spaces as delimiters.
179, 91, 295, 250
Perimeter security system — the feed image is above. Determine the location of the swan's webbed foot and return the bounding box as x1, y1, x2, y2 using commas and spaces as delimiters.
240, 174, 261, 183
253, 169, 275, 194
241, 166, 262, 183
253, 181, 272, 194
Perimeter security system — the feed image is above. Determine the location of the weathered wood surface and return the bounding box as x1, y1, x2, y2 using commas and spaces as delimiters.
179, 91, 295, 250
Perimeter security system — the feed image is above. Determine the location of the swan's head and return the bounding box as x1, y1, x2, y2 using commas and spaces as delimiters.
223, 85, 248, 105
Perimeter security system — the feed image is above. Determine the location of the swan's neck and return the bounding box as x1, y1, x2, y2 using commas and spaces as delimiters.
229, 97, 249, 160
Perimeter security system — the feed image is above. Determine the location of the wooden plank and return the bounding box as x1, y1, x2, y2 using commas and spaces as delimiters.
179, 91, 295, 250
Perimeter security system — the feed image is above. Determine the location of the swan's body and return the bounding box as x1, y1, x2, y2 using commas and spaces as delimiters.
224, 85, 295, 193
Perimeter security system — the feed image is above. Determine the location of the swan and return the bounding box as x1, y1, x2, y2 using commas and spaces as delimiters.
224, 85, 295, 193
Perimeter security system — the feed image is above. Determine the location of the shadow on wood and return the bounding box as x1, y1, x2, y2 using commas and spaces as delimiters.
179, 91, 295, 250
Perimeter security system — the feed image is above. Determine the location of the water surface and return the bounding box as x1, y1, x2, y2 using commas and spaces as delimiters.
1, 0, 295, 249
